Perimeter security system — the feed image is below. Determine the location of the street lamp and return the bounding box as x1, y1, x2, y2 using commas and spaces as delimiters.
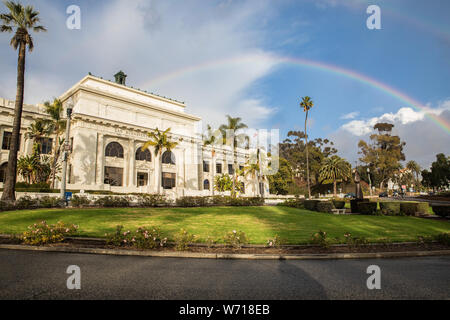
60, 97, 74, 201
367, 167, 373, 196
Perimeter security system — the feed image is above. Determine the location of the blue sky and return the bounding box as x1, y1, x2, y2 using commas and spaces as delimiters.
0, 0, 449, 167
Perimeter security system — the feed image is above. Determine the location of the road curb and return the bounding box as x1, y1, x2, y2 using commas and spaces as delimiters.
1, 244, 449, 260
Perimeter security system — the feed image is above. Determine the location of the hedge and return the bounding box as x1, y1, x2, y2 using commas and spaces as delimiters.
358, 202, 378, 215
400, 202, 424, 216
432, 205, 450, 218
350, 199, 369, 213
304, 200, 320, 211
379, 202, 401, 216
316, 201, 334, 213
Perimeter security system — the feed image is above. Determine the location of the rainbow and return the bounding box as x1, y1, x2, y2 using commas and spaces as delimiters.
145, 54, 450, 134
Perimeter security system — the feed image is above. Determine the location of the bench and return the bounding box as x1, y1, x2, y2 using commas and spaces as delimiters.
332, 209, 347, 215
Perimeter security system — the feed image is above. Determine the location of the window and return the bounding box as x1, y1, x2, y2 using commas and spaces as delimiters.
0, 162, 7, 183
203, 161, 210, 173
240, 182, 245, 194
239, 165, 244, 172
259, 182, 265, 196
162, 172, 176, 189
37, 137, 53, 155
136, 147, 151, 161
216, 163, 222, 174
137, 172, 148, 187
105, 142, 124, 158
104, 166, 123, 186
228, 164, 234, 175
203, 179, 210, 190
162, 151, 176, 165
2, 132, 22, 150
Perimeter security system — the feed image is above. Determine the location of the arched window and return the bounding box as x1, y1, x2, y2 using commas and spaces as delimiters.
204, 179, 210, 191
136, 147, 151, 162
162, 151, 176, 165
0, 162, 7, 183
105, 142, 124, 158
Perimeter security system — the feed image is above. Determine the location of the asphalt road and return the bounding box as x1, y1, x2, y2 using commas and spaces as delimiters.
0, 249, 449, 300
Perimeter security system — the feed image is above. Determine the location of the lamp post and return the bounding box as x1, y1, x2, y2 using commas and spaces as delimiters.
367, 167, 372, 196
60, 98, 74, 201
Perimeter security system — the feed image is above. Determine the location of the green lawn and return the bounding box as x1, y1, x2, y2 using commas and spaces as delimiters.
0, 206, 448, 244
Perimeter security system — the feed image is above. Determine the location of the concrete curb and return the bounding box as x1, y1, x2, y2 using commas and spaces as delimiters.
1, 244, 449, 260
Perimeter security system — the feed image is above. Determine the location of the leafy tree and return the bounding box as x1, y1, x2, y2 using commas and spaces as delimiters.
358, 123, 406, 189
219, 115, 248, 197
421, 153, 450, 190
142, 128, 178, 194
300, 96, 313, 198
1, 1, 46, 201
319, 156, 351, 196
268, 157, 293, 195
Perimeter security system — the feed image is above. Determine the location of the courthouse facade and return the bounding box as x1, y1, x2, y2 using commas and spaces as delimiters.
0, 72, 268, 198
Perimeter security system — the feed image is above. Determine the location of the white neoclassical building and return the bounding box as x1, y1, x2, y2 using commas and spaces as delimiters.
0, 72, 269, 198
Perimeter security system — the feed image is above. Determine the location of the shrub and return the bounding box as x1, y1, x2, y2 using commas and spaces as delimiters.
266, 235, 285, 248
205, 236, 217, 248
22, 221, 78, 245
174, 229, 196, 251
224, 230, 248, 249
434, 233, 450, 246
332, 200, 346, 209
380, 202, 401, 216
432, 205, 450, 217
358, 202, 378, 215
400, 202, 421, 216
105, 225, 167, 248
137, 194, 167, 207
15, 196, 38, 210
38, 196, 64, 208
350, 199, 369, 213
71, 195, 91, 207
417, 202, 430, 215
311, 230, 329, 248
15, 182, 51, 192
279, 198, 304, 209
95, 196, 130, 208
304, 200, 320, 211
176, 196, 208, 207
344, 232, 369, 247
316, 201, 334, 213
210, 196, 230, 206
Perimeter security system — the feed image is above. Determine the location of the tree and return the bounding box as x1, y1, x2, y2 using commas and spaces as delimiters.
358, 123, 406, 190
43, 99, 66, 189
421, 153, 450, 190
203, 124, 220, 196
319, 155, 351, 196
268, 157, 293, 195
219, 115, 248, 197
142, 128, 178, 194
1, 1, 46, 201
406, 160, 421, 187
300, 96, 314, 199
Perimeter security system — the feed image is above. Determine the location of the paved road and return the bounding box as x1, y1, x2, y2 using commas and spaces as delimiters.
0, 249, 449, 300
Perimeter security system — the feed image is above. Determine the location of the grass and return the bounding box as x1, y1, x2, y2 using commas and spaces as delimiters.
0, 206, 448, 245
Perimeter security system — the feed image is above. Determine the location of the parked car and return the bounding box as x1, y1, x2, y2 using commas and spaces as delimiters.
344, 193, 356, 199
379, 192, 388, 198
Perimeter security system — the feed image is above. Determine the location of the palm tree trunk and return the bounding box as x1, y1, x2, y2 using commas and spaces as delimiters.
305, 110, 311, 199
50, 139, 59, 189
211, 150, 215, 196
333, 179, 337, 197
158, 151, 162, 194
2, 42, 26, 201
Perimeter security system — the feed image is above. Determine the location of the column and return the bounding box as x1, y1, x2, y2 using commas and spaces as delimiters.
96, 134, 105, 186
128, 139, 136, 188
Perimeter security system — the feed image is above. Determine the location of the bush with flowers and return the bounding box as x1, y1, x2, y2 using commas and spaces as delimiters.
311, 230, 329, 248
266, 235, 285, 248
22, 221, 79, 245
174, 229, 196, 251
224, 230, 248, 249
105, 225, 167, 249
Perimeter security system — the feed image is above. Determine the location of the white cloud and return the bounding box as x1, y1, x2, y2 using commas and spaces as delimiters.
330, 100, 450, 168
0, 0, 280, 128
340, 111, 359, 120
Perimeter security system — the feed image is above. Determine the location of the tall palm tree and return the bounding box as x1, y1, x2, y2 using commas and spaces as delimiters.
1, 1, 46, 201
26, 119, 48, 149
43, 98, 66, 189
300, 96, 314, 199
203, 124, 219, 196
319, 156, 351, 197
219, 115, 248, 197
406, 160, 421, 186
142, 128, 178, 194
244, 161, 260, 196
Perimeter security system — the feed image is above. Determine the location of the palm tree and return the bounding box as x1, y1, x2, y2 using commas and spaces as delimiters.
319, 156, 351, 197
406, 160, 421, 186
300, 96, 314, 199
17, 154, 37, 184
26, 119, 48, 152
43, 99, 66, 189
244, 161, 260, 196
1, 1, 46, 201
219, 115, 248, 197
142, 128, 178, 194
203, 124, 219, 196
